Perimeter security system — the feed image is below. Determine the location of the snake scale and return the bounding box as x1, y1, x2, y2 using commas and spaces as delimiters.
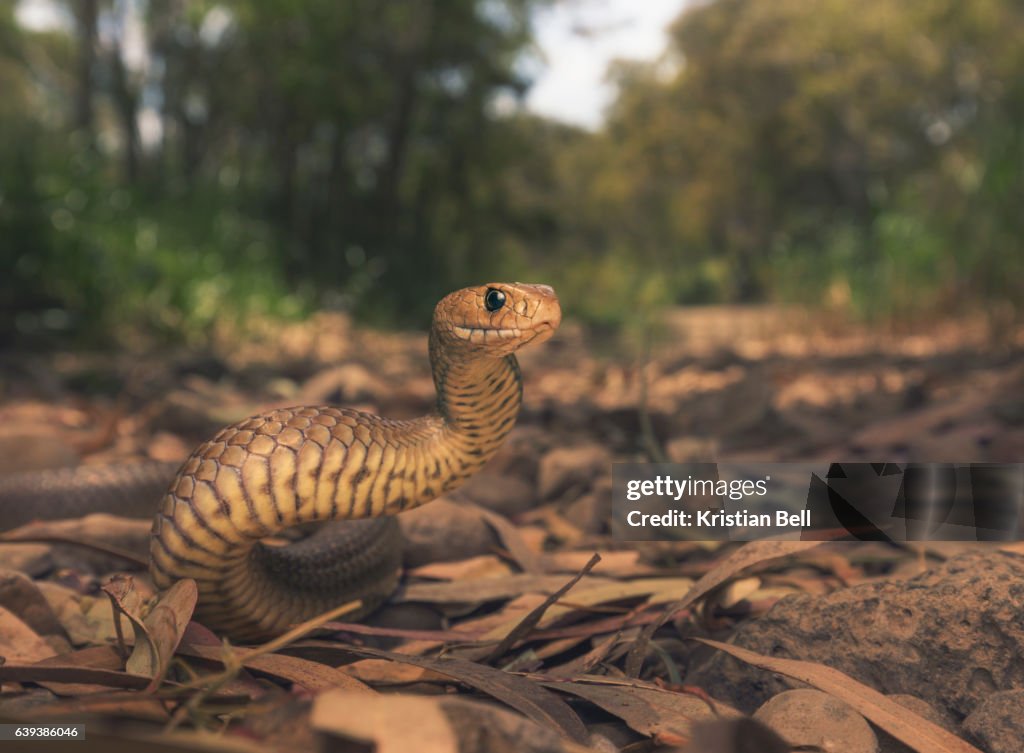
0, 283, 560, 640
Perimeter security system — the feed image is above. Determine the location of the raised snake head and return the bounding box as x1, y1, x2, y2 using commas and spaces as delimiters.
432, 282, 562, 357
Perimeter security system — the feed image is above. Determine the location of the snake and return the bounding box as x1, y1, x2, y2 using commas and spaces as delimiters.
0, 283, 560, 640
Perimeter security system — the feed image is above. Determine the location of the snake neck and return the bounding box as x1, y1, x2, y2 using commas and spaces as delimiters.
427, 332, 523, 487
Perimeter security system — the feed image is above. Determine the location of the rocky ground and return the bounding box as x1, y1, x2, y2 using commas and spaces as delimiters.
0, 306, 1021, 752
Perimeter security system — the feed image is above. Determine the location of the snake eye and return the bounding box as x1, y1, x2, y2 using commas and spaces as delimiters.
484, 288, 506, 312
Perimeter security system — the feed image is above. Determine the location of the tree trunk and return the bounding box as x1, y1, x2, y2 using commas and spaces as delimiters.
73, 0, 98, 144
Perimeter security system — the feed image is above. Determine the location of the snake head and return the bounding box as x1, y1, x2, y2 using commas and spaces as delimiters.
433, 282, 562, 356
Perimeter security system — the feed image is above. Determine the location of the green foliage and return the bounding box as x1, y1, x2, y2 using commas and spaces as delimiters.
1, 0, 1022, 344
500, 0, 1023, 326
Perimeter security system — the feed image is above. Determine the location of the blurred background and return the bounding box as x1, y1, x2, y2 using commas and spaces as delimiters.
0, 0, 1022, 472
2, 0, 1022, 346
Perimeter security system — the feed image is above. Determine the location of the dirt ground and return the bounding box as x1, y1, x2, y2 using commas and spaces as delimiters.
0, 306, 1021, 752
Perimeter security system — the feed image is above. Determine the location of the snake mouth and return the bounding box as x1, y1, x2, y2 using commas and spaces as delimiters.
452, 321, 556, 344
452, 326, 525, 342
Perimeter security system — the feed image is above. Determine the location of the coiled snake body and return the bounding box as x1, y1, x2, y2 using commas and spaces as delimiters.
0, 283, 561, 640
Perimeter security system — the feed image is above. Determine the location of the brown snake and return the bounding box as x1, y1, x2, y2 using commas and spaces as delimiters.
0, 283, 560, 640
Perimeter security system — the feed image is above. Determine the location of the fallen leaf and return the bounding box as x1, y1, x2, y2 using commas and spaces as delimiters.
481, 554, 601, 663
179, 643, 373, 694
17, 692, 171, 723
540, 550, 654, 578
388, 593, 549, 655
291, 642, 589, 743
0, 605, 56, 666
399, 574, 613, 604
471, 504, 546, 574
0, 664, 152, 689
409, 554, 515, 581
546, 633, 622, 677
0, 515, 151, 568
697, 639, 984, 753
311, 689, 459, 753
480, 577, 695, 641
625, 541, 823, 676
340, 659, 447, 685
540, 675, 738, 746
0, 569, 64, 636
34, 582, 94, 645
103, 575, 197, 689
34, 645, 124, 696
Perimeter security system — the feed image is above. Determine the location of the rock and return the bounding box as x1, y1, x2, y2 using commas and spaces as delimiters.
962, 690, 1024, 753
688, 552, 1024, 717
537, 444, 610, 501
399, 498, 497, 568
685, 717, 791, 753
459, 472, 537, 517
754, 689, 878, 753
877, 694, 959, 753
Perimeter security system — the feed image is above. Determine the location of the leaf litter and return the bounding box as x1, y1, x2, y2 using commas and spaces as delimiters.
1, 310, 1015, 751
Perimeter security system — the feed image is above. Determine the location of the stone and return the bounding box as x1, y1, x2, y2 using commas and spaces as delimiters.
537, 444, 610, 501
754, 689, 878, 753
962, 690, 1024, 753
688, 551, 1024, 718
399, 498, 497, 568
877, 694, 960, 753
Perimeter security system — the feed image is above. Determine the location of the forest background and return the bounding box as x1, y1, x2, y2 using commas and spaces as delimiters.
1, 0, 1021, 346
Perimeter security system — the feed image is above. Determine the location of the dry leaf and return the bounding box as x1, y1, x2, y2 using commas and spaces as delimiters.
542, 676, 738, 746
480, 554, 601, 663
392, 593, 549, 655
697, 639, 984, 753
0, 569, 64, 636
625, 540, 823, 675
480, 577, 695, 641
400, 574, 613, 604
471, 504, 546, 574
0, 663, 151, 690
312, 691, 600, 753
102, 575, 197, 688
540, 550, 654, 578
340, 658, 447, 685
410, 554, 515, 581
0, 606, 56, 663
546, 633, 622, 677
17, 692, 170, 723
311, 690, 459, 753
294, 643, 589, 743
34, 645, 124, 696
180, 643, 373, 694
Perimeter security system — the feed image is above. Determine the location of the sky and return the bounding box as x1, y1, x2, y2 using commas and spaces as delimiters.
15, 0, 687, 131
525, 0, 686, 129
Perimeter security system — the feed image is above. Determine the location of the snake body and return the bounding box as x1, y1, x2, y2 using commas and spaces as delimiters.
2, 283, 560, 640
